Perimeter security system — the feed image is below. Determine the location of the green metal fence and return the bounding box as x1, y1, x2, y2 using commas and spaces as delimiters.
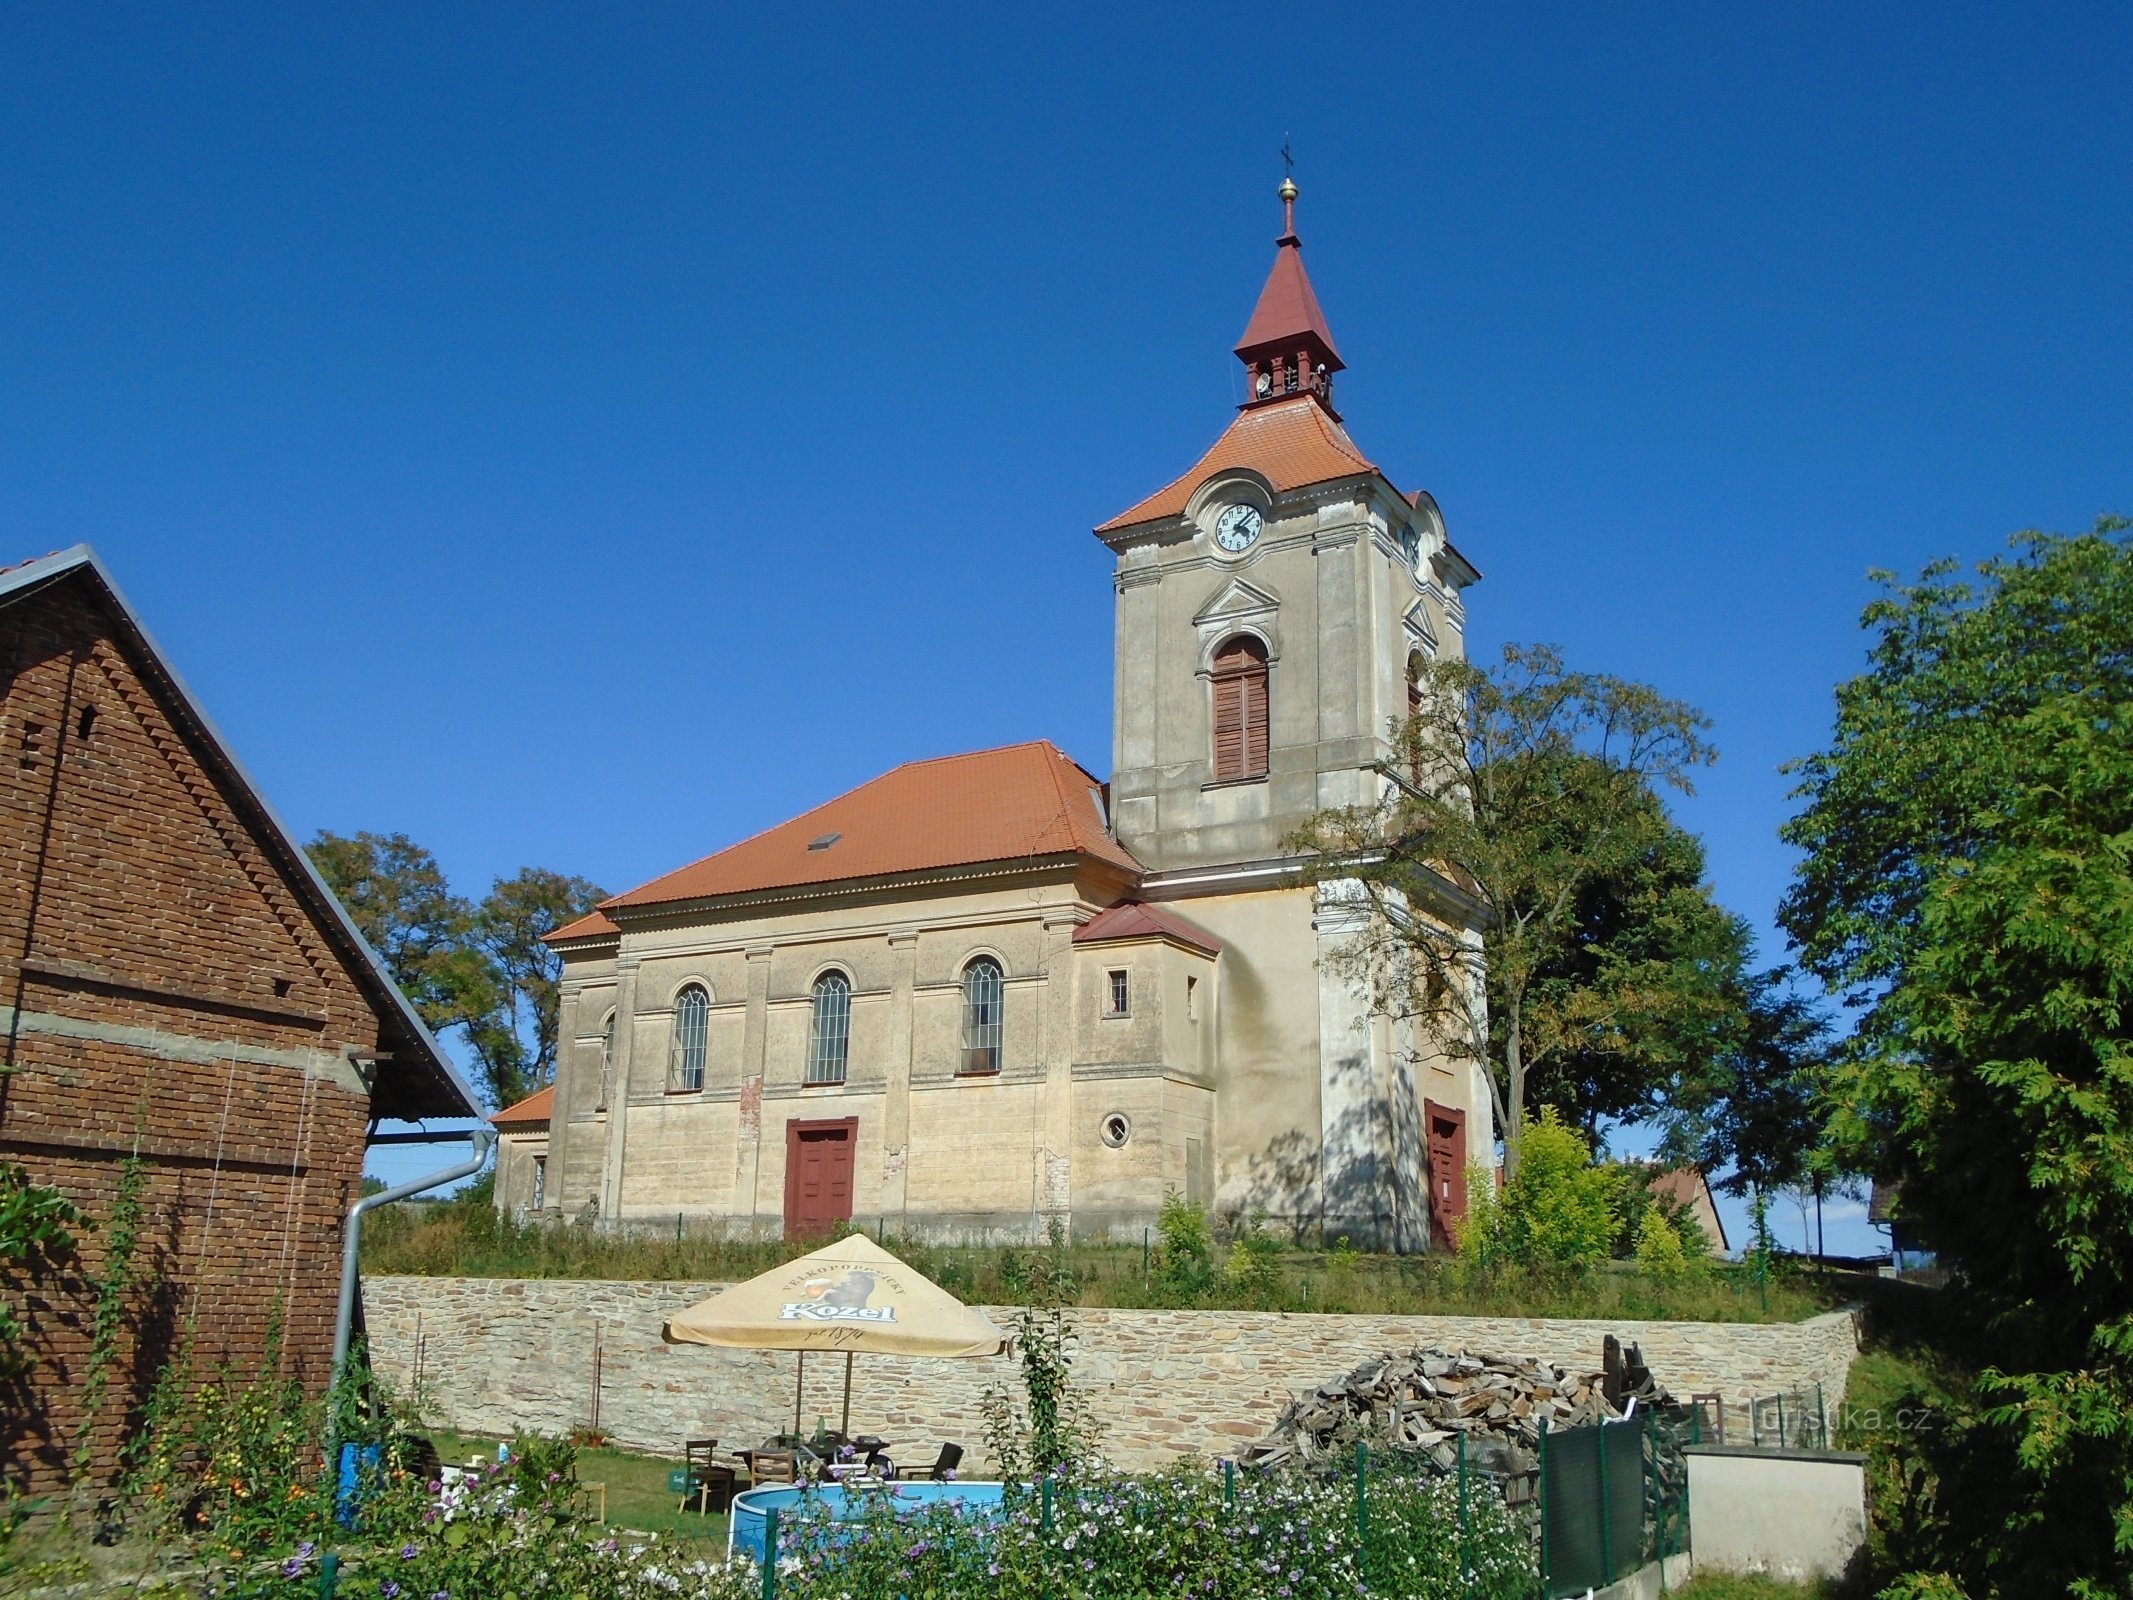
1536, 1412, 1693, 1599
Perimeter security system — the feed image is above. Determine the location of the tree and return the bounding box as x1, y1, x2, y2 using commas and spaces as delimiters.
1517, 801, 1751, 1142
306, 831, 479, 1036
462, 867, 607, 1109
1291, 642, 1716, 1171
307, 832, 605, 1109
1781, 519, 2133, 1593
1658, 962, 1834, 1200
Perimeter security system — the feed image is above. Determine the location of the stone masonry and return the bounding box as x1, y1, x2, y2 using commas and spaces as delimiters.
363, 1275, 1859, 1474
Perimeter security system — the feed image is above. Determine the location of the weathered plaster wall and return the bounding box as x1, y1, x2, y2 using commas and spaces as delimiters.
364, 1276, 1859, 1474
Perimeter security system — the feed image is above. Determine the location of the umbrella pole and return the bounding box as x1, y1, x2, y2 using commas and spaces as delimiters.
794, 1349, 805, 1438
841, 1351, 853, 1439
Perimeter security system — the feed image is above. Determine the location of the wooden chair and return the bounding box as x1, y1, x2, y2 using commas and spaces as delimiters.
677, 1439, 737, 1515
903, 1442, 962, 1481
747, 1449, 799, 1486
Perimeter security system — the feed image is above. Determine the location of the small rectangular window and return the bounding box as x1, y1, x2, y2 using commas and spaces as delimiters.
1106, 970, 1129, 1017
1186, 974, 1198, 1022
531, 1156, 547, 1210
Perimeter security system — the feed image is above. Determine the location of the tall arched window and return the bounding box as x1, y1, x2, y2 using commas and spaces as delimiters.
961, 957, 1004, 1075
807, 971, 851, 1085
670, 985, 709, 1091
597, 1008, 617, 1108
1210, 634, 1270, 782
1404, 650, 1427, 785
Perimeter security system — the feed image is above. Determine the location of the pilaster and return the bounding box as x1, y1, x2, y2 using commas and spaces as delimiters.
1038, 909, 1078, 1233
736, 944, 773, 1226
599, 955, 640, 1221
881, 927, 919, 1222
1313, 877, 1393, 1248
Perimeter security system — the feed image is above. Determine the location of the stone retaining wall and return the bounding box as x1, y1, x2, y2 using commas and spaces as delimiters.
363, 1276, 1859, 1473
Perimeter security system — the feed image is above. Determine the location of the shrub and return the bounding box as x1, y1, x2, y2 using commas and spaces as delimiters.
1154, 1187, 1213, 1301
1633, 1208, 1689, 1279
1463, 1109, 1613, 1269
723, 1459, 1532, 1600
1223, 1212, 1284, 1306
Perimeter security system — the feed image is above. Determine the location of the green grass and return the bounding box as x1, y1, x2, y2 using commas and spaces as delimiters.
362, 1202, 1837, 1323
425, 1428, 728, 1547
1673, 1575, 1837, 1599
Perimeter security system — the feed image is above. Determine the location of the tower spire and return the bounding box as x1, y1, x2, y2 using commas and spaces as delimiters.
1235, 172, 1343, 414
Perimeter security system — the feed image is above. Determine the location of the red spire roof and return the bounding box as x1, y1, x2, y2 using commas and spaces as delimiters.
1236, 233, 1342, 369
1234, 178, 1343, 403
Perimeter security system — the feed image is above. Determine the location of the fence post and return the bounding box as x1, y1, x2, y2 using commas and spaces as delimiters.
1456, 1427, 1470, 1586
1537, 1415, 1550, 1597
1224, 1457, 1236, 1510
1598, 1420, 1615, 1583
1041, 1476, 1054, 1535
1776, 1393, 1786, 1449
1817, 1380, 1827, 1447
317, 1552, 339, 1599
761, 1507, 779, 1600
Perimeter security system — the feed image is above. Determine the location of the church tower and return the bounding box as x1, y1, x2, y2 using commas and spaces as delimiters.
1092, 178, 1492, 1251
1097, 178, 1480, 874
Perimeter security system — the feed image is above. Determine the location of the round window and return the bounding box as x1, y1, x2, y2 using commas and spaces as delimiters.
1100, 1113, 1131, 1149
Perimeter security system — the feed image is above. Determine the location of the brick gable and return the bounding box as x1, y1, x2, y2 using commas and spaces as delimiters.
0, 555, 472, 1501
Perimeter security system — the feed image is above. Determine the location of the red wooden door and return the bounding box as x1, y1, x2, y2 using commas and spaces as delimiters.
784, 1118, 857, 1240
1424, 1101, 1468, 1251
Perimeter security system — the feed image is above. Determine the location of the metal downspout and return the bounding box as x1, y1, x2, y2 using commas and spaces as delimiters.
329, 1126, 496, 1420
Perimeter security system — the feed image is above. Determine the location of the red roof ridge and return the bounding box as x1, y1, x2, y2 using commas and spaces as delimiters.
1073, 899, 1223, 957
546, 909, 621, 944
592, 739, 1137, 913
597, 739, 1088, 914
490, 1083, 554, 1126
1097, 397, 1388, 534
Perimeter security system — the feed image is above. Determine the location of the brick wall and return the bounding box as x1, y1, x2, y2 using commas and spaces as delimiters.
0, 579, 383, 1497
364, 1275, 1861, 1474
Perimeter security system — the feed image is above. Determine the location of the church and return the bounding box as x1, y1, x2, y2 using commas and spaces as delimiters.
520, 180, 1497, 1251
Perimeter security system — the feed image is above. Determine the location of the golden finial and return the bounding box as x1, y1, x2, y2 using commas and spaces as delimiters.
1278, 177, 1298, 203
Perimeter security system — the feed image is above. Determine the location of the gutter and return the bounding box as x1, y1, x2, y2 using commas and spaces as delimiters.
327, 1125, 496, 1447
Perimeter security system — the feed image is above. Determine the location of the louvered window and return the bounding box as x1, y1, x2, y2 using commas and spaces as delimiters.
961, 957, 1004, 1074
670, 985, 709, 1091
808, 972, 851, 1085
1210, 635, 1270, 782
1405, 652, 1426, 784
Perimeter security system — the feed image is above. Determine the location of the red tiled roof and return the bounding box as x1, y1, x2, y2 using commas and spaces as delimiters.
598, 741, 1138, 912
1097, 398, 1385, 533
1236, 235, 1343, 366
490, 1083, 553, 1128
1073, 899, 1223, 958
546, 909, 621, 944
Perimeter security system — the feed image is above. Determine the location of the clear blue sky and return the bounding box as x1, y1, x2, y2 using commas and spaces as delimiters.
5, 6, 2126, 1247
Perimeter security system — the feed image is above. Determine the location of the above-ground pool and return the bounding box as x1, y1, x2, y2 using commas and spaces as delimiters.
728, 1480, 1007, 1565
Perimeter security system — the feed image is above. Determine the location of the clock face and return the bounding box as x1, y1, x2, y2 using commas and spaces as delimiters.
1214, 503, 1263, 553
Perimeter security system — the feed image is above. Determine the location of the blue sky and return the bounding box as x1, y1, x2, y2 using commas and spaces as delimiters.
5, 6, 2127, 1248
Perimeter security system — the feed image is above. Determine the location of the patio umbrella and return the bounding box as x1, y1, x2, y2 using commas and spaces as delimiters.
663, 1233, 1008, 1439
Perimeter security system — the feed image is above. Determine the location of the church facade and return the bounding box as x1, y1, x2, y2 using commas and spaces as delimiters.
530, 183, 1496, 1250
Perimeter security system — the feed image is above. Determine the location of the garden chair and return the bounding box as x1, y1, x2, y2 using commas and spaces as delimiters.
903, 1442, 962, 1481
676, 1439, 737, 1515
747, 1449, 799, 1486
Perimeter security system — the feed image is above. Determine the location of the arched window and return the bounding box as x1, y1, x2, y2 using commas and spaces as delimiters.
961, 957, 1004, 1075
1210, 634, 1270, 782
597, 1008, 617, 1108
807, 971, 851, 1085
670, 985, 709, 1091
1405, 650, 1426, 784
